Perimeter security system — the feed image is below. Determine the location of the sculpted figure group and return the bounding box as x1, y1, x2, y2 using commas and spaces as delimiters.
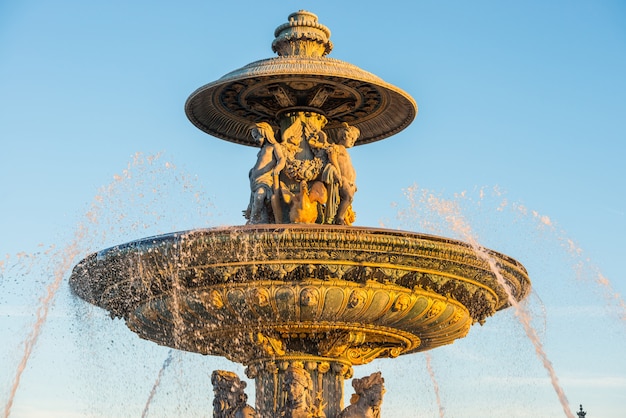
245, 119, 359, 226
211, 370, 257, 418
212, 369, 384, 418
339, 372, 385, 418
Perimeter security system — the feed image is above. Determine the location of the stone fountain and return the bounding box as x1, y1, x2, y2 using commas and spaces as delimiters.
69, 10, 530, 418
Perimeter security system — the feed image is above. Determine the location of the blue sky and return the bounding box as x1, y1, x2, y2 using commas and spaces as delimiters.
1, 1, 625, 417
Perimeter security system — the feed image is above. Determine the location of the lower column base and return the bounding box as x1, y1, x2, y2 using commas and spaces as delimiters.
246, 356, 353, 418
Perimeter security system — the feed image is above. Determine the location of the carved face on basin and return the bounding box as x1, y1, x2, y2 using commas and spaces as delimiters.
392, 294, 411, 312
285, 379, 305, 404
300, 288, 319, 307
251, 288, 270, 307
348, 289, 367, 308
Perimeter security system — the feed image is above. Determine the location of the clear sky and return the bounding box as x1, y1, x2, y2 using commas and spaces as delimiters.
1, 1, 625, 417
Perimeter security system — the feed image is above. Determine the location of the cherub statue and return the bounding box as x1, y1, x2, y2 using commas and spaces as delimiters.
245, 122, 286, 224
279, 366, 325, 418
211, 370, 258, 418
322, 122, 359, 225
338, 372, 385, 418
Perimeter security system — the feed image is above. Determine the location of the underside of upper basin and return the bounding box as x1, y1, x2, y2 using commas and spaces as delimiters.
185, 58, 417, 146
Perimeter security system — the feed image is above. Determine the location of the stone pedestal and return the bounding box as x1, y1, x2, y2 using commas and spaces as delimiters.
247, 357, 352, 418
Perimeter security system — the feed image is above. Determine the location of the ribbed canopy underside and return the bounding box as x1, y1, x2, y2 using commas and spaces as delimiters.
185, 56, 417, 147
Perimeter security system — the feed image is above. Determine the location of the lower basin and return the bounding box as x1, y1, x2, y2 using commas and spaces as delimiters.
69, 225, 530, 366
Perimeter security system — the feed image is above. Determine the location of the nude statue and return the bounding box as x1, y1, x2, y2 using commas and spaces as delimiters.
338, 372, 385, 418
322, 122, 359, 225
245, 122, 286, 224
211, 370, 258, 418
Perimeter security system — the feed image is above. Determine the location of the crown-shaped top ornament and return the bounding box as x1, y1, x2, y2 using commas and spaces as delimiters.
272, 10, 333, 57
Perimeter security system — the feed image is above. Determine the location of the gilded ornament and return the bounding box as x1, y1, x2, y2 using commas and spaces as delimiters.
392, 294, 412, 312
347, 289, 367, 309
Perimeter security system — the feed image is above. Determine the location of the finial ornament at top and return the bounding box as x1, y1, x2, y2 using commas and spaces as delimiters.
576, 404, 586, 418
272, 10, 333, 57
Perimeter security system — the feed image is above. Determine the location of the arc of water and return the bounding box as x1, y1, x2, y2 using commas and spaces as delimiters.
425, 353, 445, 418
2, 236, 84, 418
3, 152, 209, 418
423, 192, 576, 418
509, 196, 626, 326
141, 350, 175, 418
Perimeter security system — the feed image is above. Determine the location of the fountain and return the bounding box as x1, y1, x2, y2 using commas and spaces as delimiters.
69, 10, 530, 417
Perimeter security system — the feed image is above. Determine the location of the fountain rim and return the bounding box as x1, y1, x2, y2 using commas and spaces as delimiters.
91, 224, 520, 264
72, 224, 530, 313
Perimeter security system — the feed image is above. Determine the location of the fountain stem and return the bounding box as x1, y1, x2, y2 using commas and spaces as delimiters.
247, 357, 352, 418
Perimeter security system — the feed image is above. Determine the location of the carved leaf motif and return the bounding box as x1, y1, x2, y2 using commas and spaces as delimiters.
318, 332, 351, 357
211, 266, 241, 282
199, 289, 224, 309
267, 263, 298, 279
344, 344, 403, 365
252, 332, 286, 356
379, 267, 409, 281
318, 331, 366, 357
385, 346, 403, 358
324, 264, 352, 279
